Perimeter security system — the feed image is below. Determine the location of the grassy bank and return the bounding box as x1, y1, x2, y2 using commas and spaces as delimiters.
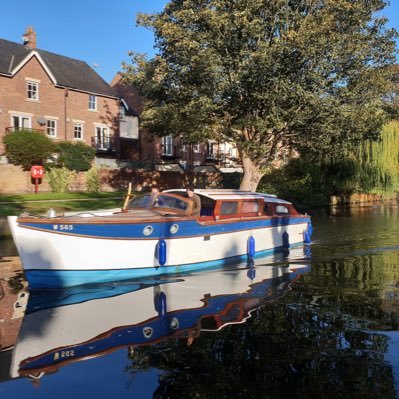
0, 192, 128, 217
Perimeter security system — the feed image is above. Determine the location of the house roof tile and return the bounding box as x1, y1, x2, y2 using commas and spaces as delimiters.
0, 38, 118, 98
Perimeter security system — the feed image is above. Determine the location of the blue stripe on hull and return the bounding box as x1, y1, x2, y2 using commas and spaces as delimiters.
25, 244, 302, 290
20, 216, 310, 239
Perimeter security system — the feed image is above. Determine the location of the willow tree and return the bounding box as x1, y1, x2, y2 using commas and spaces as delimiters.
358, 121, 399, 191
124, 0, 397, 191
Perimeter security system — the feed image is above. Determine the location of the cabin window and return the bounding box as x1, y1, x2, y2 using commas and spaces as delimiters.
220, 201, 238, 215
276, 205, 289, 214
153, 195, 189, 211
242, 201, 260, 213
128, 195, 152, 208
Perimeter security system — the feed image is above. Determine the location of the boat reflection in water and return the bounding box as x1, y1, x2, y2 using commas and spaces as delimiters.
10, 255, 310, 382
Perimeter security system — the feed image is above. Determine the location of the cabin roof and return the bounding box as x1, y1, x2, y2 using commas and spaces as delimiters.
164, 189, 291, 204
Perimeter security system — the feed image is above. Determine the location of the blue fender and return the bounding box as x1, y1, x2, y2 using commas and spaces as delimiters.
247, 235, 255, 259
158, 239, 167, 266
304, 221, 313, 244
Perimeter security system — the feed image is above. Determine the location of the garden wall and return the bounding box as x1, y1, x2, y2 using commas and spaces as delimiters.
0, 164, 228, 194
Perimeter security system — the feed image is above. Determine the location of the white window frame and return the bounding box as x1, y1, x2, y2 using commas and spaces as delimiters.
46, 119, 57, 137
10, 114, 32, 130
193, 143, 200, 153
74, 123, 84, 140
27, 81, 39, 101
162, 135, 173, 156
89, 95, 97, 111
95, 125, 110, 149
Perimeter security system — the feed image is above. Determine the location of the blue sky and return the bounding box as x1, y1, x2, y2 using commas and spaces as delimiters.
0, 0, 398, 83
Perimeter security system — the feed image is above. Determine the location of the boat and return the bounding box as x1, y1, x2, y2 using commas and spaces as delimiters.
7, 189, 312, 289
7, 262, 310, 381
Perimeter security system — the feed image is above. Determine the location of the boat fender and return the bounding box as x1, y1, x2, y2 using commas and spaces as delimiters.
247, 235, 255, 259
282, 231, 290, 249
303, 221, 313, 244
155, 291, 167, 317
247, 266, 256, 280
158, 239, 167, 266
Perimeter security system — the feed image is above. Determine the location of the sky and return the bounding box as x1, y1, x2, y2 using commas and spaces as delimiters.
0, 0, 398, 84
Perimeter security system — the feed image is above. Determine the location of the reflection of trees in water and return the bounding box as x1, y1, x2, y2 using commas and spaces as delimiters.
126, 255, 399, 398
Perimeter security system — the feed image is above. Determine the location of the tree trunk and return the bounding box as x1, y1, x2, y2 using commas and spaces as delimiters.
239, 154, 264, 191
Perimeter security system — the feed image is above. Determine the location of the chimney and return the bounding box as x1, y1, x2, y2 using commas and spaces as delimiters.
22, 27, 37, 49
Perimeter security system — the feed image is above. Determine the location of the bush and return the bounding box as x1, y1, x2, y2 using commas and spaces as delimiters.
85, 168, 101, 192
57, 141, 95, 171
3, 130, 58, 171
47, 167, 76, 193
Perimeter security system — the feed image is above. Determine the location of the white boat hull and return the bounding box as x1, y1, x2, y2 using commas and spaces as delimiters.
8, 214, 309, 288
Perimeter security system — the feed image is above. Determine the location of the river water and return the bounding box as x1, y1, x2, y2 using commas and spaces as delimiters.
0, 203, 398, 399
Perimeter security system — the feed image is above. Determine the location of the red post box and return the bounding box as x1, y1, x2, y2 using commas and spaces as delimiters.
30, 165, 44, 193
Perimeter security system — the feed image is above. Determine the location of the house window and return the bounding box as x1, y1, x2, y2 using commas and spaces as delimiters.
89, 95, 97, 110
11, 115, 31, 130
46, 119, 57, 137
193, 144, 200, 153
95, 126, 110, 149
27, 81, 39, 101
179, 160, 188, 170
119, 105, 126, 120
74, 123, 83, 140
162, 135, 173, 156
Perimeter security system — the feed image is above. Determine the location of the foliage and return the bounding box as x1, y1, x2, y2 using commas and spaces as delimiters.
221, 172, 242, 189
258, 122, 399, 205
85, 167, 101, 192
3, 130, 58, 171
358, 121, 399, 192
56, 141, 95, 171
46, 167, 76, 193
124, 0, 398, 190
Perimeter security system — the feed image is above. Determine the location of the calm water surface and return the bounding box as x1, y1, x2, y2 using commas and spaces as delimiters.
1, 203, 399, 399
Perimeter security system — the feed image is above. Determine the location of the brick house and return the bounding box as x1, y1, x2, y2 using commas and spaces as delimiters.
111, 72, 240, 172
0, 27, 133, 166
0, 27, 238, 174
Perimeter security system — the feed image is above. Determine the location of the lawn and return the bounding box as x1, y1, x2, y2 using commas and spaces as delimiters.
0, 191, 130, 217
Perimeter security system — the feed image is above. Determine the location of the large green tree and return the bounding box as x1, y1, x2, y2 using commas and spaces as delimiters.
124, 0, 398, 190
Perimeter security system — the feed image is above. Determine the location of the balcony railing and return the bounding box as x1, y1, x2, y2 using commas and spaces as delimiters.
91, 136, 117, 153
5, 127, 45, 134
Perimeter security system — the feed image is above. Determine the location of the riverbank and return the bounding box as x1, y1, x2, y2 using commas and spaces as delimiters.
0, 192, 126, 238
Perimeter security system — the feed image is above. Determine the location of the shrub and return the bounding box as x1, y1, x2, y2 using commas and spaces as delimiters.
47, 167, 76, 193
3, 130, 58, 171
57, 141, 95, 171
85, 168, 101, 192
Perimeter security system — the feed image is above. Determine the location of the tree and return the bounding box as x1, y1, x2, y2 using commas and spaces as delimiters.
57, 141, 95, 172
3, 130, 58, 171
124, 0, 398, 190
